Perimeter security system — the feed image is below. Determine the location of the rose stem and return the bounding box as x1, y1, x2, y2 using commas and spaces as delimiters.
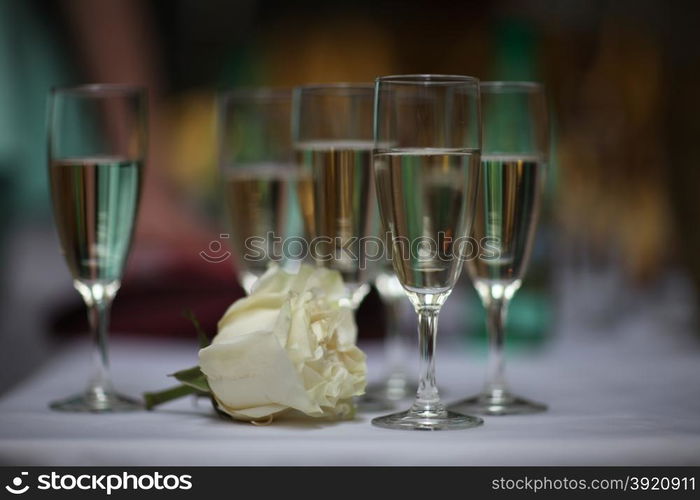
143, 384, 198, 410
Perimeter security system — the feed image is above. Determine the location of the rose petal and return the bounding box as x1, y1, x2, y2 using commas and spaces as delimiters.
215, 293, 287, 343
216, 400, 288, 420
199, 332, 321, 416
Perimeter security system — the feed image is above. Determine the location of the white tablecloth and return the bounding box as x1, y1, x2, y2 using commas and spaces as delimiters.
1, 327, 699, 466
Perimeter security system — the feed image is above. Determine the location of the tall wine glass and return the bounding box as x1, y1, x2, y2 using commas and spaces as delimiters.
372, 75, 483, 430
292, 84, 375, 308
451, 82, 549, 415
48, 85, 146, 412
219, 88, 299, 293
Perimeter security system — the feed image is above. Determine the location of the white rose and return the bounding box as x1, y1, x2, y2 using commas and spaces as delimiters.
198, 264, 367, 421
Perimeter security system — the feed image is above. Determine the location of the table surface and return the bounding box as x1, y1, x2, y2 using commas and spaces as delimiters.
1, 325, 699, 466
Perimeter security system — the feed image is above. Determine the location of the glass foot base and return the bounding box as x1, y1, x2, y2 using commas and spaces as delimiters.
50, 388, 142, 413
372, 405, 483, 431
449, 391, 547, 416
357, 377, 420, 411
355, 392, 396, 412
367, 378, 417, 401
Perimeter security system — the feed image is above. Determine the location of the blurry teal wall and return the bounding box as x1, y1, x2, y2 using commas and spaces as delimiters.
0, 0, 70, 222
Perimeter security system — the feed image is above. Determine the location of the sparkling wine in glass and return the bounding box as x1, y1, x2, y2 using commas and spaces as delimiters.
292, 85, 375, 308
219, 88, 302, 293
371, 75, 483, 430
450, 81, 549, 415
48, 85, 146, 412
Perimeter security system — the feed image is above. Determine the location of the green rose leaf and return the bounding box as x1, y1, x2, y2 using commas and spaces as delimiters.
143, 311, 213, 410
170, 366, 211, 393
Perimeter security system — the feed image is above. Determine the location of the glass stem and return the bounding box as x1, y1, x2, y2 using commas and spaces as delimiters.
89, 297, 112, 393
413, 305, 441, 412
484, 295, 509, 394
383, 296, 405, 379
75, 280, 120, 398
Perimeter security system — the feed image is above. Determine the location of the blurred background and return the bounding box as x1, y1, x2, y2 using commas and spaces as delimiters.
1, 0, 699, 394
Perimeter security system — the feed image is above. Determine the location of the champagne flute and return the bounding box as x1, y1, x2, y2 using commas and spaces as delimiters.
219, 88, 299, 293
450, 82, 549, 415
372, 75, 483, 430
292, 84, 375, 308
48, 85, 146, 412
